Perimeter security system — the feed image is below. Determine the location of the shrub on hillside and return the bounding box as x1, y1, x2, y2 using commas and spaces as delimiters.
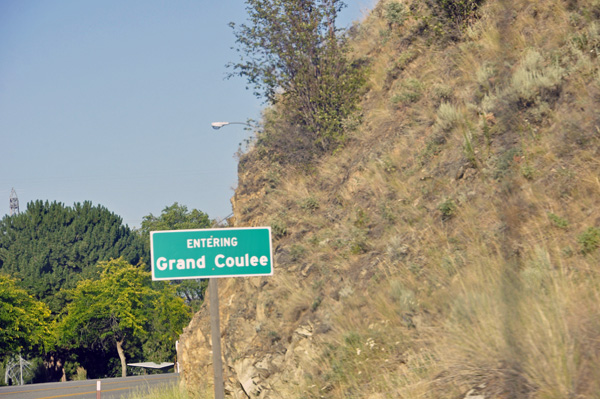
229, 0, 366, 158
578, 226, 600, 254
421, 0, 486, 40
432, 0, 485, 24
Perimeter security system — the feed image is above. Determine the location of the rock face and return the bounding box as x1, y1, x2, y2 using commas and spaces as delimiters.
177, 150, 341, 398
177, 0, 600, 397
178, 274, 327, 398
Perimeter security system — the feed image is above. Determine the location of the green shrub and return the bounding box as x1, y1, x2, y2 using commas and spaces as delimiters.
384, 1, 407, 27
520, 163, 535, 180
392, 78, 424, 105
349, 228, 369, 254
438, 198, 457, 219
548, 213, 569, 229
432, 0, 485, 25
271, 217, 288, 239
300, 196, 319, 211
578, 227, 600, 254
229, 0, 367, 157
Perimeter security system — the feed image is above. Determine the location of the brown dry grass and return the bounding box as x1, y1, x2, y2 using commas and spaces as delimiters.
222, 0, 600, 397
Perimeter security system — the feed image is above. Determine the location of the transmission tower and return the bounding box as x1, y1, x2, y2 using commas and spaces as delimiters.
9, 188, 19, 216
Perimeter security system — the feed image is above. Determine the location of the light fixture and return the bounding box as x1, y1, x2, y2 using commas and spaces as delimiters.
210, 121, 251, 130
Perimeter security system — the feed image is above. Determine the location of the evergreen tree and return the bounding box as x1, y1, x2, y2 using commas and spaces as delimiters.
0, 201, 144, 313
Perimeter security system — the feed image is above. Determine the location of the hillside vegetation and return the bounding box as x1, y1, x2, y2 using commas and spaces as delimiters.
178, 0, 600, 397
0, 203, 207, 381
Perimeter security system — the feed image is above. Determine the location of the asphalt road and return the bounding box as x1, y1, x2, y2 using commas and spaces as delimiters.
0, 373, 179, 399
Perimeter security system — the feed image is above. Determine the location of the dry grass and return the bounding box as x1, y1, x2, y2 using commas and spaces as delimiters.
223, 0, 600, 397
124, 379, 211, 399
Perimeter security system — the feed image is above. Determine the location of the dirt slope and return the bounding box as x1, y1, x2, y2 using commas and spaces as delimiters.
179, 0, 600, 397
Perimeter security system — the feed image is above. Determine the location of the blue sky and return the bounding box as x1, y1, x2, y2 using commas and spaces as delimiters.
0, 0, 372, 228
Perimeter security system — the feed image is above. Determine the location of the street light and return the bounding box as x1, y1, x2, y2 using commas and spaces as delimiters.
211, 121, 252, 130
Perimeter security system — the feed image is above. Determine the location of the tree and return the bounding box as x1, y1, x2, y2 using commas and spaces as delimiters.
138, 203, 212, 312
228, 0, 366, 154
58, 258, 153, 378
142, 283, 191, 363
138, 203, 211, 241
0, 274, 52, 357
0, 201, 144, 313
57, 258, 190, 378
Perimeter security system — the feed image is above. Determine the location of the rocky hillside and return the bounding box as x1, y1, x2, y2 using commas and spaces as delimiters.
178, 0, 600, 397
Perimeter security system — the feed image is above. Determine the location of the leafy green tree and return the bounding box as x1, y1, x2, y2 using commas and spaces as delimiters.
138, 203, 211, 244
0, 201, 144, 313
0, 274, 52, 356
228, 0, 366, 154
57, 258, 190, 378
138, 203, 212, 312
58, 258, 153, 377
143, 283, 191, 363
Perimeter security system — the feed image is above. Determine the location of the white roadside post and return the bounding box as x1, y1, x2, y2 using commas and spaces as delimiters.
151, 227, 273, 399
175, 341, 180, 373
96, 380, 101, 399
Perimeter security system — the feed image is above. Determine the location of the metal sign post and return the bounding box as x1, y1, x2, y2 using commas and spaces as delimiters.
209, 279, 225, 399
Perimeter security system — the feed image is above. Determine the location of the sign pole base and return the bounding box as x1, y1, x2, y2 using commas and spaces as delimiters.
209, 278, 225, 399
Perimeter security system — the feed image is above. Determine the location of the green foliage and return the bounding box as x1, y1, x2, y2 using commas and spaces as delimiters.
138, 203, 212, 312
138, 202, 211, 260
438, 198, 457, 219
0, 201, 143, 313
299, 196, 320, 211
384, 1, 407, 28
417, 0, 485, 40
431, 0, 485, 25
311, 295, 323, 311
391, 78, 424, 105
58, 258, 190, 377
59, 258, 152, 346
353, 208, 369, 228
349, 228, 369, 254
229, 0, 366, 157
139, 203, 211, 236
270, 217, 288, 239
142, 283, 191, 363
520, 163, 535, 180
548, 213, 569, 229
578, 227, 600, 254
0, 274, 52, 356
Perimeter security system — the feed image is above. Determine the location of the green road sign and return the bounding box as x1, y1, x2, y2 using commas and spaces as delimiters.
151, 227, 273, 280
